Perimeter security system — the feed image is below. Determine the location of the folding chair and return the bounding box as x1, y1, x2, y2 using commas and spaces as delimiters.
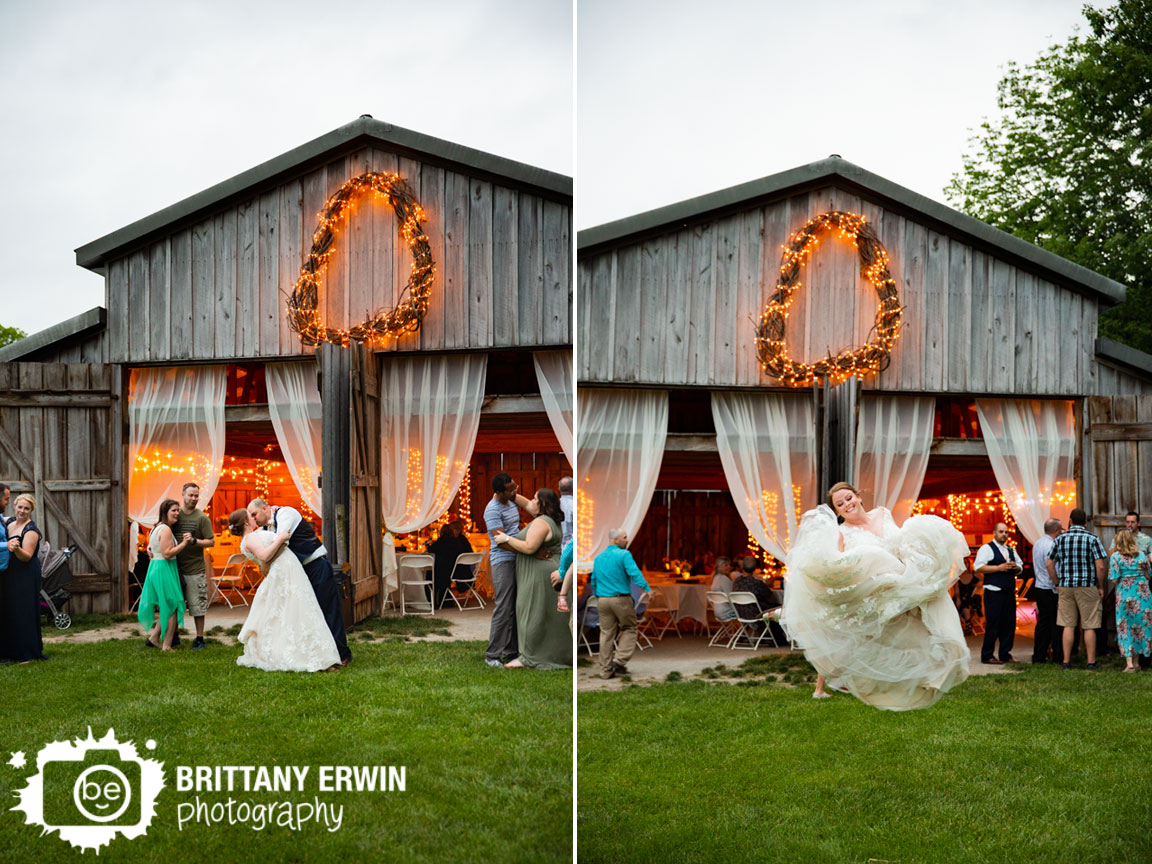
210, 554, 251, 609
1016, 577, 1034, 602
641, 586, 679, 640
728, 591, 780, 650
440, 552, 486, 610
631, 591, 654, 651
580, 595, 600, 656
397, 553, 435, 615
706, 590, 740, 648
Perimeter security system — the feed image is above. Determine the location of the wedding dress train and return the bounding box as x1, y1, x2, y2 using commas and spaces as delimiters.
780, 505, 971, 711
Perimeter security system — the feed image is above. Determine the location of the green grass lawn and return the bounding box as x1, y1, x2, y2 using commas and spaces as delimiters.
578, 660, 1152, 863
0, 636, 571, 863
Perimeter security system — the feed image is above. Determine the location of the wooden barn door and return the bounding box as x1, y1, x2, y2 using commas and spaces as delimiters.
1088, 395, 1152, 548
0, 363, 124, 613
348, 343, 382, 623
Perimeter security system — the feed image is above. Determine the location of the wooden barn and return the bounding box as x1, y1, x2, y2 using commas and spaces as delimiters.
576, 156, 1151, 582
0, 116, 572, 620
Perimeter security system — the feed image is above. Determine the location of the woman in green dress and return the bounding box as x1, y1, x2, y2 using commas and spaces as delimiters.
493, 488, 572, 669
138, 499, 190, 650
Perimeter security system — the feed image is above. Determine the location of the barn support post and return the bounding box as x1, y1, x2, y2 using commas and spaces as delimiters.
318, 343, 353, 625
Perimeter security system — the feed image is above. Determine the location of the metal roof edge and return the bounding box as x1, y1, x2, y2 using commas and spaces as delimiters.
0, 307, 107, 362
577, 157, 1127, 307
1095, 336, 1152, 381
76, 117, 571, 270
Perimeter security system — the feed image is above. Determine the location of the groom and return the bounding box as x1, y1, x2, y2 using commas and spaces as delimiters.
247, 498, 352, 667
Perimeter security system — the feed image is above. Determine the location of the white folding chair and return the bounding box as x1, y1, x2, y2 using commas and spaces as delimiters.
706, 590, 740, 648
397, 553, 435, 615
728, 591, 780, 650
580, 595, 599, 656
440, 551, 486, 610
641, 587, 680, 640
209, 554, 251, 609
631, 592, 654, 651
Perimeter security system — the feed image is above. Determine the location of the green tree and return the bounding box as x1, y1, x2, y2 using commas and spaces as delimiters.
946, 0, 1152, 354
0, 323, 27, 348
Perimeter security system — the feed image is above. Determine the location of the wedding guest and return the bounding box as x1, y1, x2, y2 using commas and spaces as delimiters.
493, 488, 571, 670
483, 473, 530, 668
709, 556, 736, 621
0, 482, 9, 517
588, 529, 650, 679
552, 539, 574, 615
138, 499, 189, 650
1109, 530, 1152, 672
1122, 511, 1152, 557
1031, 518, 1063, 663
559, 476, 574, 549
974, 522, 1023, 665
175, 482, 214, 651
1047, 508, 1108, 670
1, 493, 46, 663
427, 516, 473, 608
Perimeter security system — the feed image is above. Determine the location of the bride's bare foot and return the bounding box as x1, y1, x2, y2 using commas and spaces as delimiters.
503, 658, 524, 668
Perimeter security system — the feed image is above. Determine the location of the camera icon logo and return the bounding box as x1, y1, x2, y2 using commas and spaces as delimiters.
11, 729, 164, 852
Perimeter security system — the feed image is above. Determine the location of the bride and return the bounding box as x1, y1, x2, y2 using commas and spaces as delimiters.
227, 509, 340, 672
780, 482, 971, 711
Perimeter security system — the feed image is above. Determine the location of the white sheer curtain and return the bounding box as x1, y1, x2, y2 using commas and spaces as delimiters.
266, 362, 323, 513
127, 366, 226, 567
576, 389, 667, 571
855, 396, 935, 525
975, 399, 1077, 543
380, 354, 487, 588
711, 392, 817, 563
533, 350, 574, 466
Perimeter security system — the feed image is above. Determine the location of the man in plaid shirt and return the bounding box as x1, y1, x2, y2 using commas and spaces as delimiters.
1046, 508, 1107, 670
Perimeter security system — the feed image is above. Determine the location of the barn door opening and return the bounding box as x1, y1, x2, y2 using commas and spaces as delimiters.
0, 363, 124, 613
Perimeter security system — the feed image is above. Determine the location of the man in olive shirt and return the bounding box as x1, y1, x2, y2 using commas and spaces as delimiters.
176, 482, 215, 649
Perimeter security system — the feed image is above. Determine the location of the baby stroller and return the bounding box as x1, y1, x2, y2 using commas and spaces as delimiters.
39, 541, 77, 630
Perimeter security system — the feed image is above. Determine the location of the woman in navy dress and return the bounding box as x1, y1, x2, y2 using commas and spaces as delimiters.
2, 493, 46, 663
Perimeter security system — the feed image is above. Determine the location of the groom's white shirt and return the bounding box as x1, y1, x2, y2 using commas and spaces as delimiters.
265, 505, 327, 566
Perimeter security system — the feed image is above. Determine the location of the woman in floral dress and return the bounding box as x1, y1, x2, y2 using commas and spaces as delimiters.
1109, 530, 1152, 672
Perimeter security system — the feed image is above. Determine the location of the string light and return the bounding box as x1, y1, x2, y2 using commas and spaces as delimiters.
287, 171, 435, 348
755, 211, 903, 387
576, 487, 594, 564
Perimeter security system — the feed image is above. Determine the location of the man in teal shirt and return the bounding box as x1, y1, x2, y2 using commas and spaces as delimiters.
590, 529, 650, 679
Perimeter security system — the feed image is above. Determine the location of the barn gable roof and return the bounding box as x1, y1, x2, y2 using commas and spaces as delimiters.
75, 115, 571, 272
577, 156, 1126, 308
0, 307, 104, 362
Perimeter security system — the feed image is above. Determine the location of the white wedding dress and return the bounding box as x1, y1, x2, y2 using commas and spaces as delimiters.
236, 530, 340, 672
780, 505, 970, 711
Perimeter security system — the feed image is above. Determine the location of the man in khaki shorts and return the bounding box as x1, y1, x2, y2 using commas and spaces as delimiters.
176, 482, 215, 650
1046, 508, 1107, 670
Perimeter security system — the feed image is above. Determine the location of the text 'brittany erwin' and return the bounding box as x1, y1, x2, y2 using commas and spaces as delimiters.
176, 764, 407, 793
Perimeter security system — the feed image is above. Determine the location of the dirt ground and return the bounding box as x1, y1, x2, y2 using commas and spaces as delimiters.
577, 631, 1027, 692
43, 605, 494, 646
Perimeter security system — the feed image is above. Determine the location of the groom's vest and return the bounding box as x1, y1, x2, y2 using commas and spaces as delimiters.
982, 542, 1018, 594
274, 510, 323, 565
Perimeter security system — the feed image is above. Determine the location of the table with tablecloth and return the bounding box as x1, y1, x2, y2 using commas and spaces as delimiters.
643, 572, 710, 629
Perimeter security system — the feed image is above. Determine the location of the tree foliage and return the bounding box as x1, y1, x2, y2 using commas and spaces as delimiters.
0, 323, 27, 348
946, 0, 1152, 354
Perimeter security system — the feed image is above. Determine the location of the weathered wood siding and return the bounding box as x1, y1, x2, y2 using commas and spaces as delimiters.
0, 363, 123, 613
102, 146, 570, 364
579, 185, 1115, 396
1089, 395, 1152, 548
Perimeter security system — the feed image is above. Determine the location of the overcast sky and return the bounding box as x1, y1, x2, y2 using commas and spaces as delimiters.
0, 1, 1096, 337
0, 0, 572, 335
577, 0, 1089, 229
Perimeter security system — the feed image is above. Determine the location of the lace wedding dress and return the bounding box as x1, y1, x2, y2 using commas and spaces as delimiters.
780, 505, 970, 711
236, 530, 340, 672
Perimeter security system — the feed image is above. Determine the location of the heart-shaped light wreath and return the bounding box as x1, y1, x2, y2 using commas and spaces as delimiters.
754, 211, 902, 387
287, 171, 434, 347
